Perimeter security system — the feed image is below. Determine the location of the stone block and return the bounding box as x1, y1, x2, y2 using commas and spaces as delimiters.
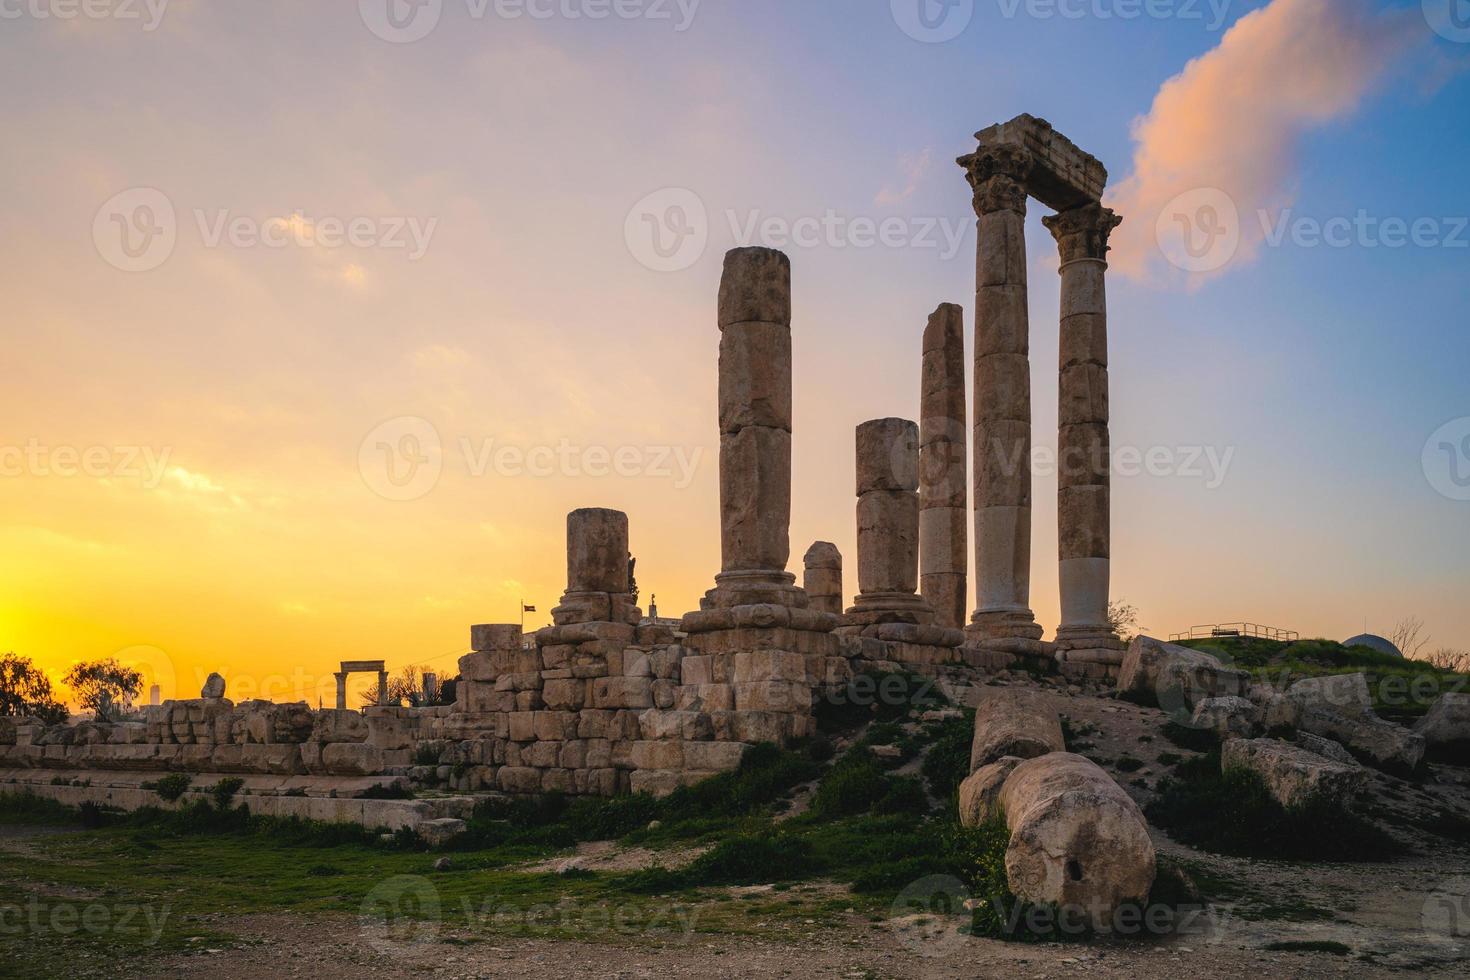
720, 320, 793, 434
732, 650, 808, 684
630, 741, 684, 770
718, 246, 790, 329
855, 418, 919, 494
683, 741, 750, 771
719, 425, 792, 572
542, 679, 586, 711
734, 681, 810, 713
592, 677, 653, 710
498, 767, 541, 794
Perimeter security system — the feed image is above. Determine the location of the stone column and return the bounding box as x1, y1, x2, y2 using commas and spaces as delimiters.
958, 143, 1043, 644
845, 419, 933, 625
803, 542, 843, 616
709, 247, 800, 608
377, 670, 390, 706
334, 672, 347, 711
1044, 203, 1123, 653
552, 508, 637, 625
919, 302, 968, 629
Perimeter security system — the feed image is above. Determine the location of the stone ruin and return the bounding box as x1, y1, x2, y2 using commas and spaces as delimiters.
0, 115, 1139, 823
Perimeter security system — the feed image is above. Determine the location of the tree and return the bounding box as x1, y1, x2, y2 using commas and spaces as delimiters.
1424, 648, 1470, 673
1390, 617, 1431, 660
1108, 600, 1146, 644
359, 665, 425, 708
64, 658, 143, 720
0, 653, 68, 724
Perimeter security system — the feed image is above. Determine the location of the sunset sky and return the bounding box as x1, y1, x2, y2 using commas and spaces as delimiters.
2, 0, 1467, 706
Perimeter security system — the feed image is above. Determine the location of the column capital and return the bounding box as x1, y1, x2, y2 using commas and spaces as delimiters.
957, 142, 1032, 216
1043, 203, 1122, 265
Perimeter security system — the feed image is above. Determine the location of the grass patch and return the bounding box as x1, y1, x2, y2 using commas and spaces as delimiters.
1147, 752, 1401, 861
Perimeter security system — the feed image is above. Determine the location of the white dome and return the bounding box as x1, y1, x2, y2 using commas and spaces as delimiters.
1343, 633, 1402, 658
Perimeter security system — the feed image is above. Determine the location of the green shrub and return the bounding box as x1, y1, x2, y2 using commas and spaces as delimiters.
1161, 722, 1219, 753
1115, 756, 1144, 773
1146, 752, 1400, 861
920, 714, 974, 804
811, 751, 890, 819
210, 777, 246, 811
146, 773, 193, 803
873, 776, 930, 816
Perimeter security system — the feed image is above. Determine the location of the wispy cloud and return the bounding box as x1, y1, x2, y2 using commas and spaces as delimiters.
1107, 0, 1425, 284
876, 147, 933, 206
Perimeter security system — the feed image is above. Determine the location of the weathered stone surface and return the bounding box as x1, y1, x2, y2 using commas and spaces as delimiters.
1295, 731, 1359, 767
1116, 636, 1248, 717
970, 114, 1107, 212
566, 508, 629, 594
201, 673, 226, 699
856, 418, 919, 494
1415, 693, 1470, 761
1288, 673, 1374, 720
964, 752, 1155, 928
957, 756, 1022, 828
802, 542, 843, 616
855, 490, 920, 596
1223, 738, 1368, 810
471, 624, 523, 653
1189, 696, 1263, 741
969, 688, 1064, 772
719, 321, 792, 434
718, 247, 790, 329
719, 425, 791, 573
1288, 673, 1425, 775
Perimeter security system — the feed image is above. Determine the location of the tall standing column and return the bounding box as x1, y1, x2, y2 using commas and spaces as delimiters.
845, 418, 933, 625
958, 143, 1043, 644
919, 303, 968, 629
1044, 204, 1123, 651
708, 247, 802, 608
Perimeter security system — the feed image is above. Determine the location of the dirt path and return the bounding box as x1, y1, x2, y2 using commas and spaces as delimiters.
121, 909, 1466, 979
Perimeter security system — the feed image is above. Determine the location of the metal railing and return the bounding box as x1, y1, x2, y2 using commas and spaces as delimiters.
1169, 622, 1299, 643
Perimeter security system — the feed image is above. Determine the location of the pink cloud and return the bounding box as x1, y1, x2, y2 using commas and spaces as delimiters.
1107, 0, 1424, 285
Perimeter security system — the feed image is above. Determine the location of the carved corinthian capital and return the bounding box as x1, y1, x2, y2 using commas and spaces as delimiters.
957, 142, 1032, 216
1043, 203, 1123, 264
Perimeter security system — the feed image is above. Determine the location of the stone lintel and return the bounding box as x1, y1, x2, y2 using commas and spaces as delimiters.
973, 114, 1106, 212
339, 660, 387, 673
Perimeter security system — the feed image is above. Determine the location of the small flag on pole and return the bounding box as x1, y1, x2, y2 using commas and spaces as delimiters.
523, 604, 536, 613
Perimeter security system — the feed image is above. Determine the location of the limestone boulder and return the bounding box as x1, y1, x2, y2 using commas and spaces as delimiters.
969, 688, 1064, 772
1189, 696, 1263, 741
1116, 636, 1248, 719
1414, 693, 1470, 762
1288, 673, 1425, 775
1295, 732, 1359, 767
201, 673, 226, 699
957, 756, 1021, 828
991, 753, 1155, 928
1222, 738, 1367, 810
417, 818, 467, 849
